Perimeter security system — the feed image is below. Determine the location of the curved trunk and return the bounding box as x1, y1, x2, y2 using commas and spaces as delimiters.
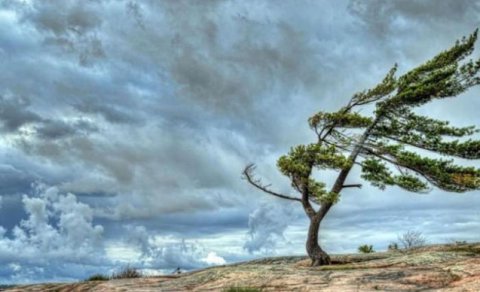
304, 115, 381, 266
305, 118, 380, 265
306, 215, 331, 266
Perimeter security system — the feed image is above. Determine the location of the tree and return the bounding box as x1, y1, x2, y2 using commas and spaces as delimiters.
243, 30, 480, 266
397, 230, 426, 250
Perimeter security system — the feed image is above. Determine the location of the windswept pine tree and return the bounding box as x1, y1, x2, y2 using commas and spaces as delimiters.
243, 30, 480, 266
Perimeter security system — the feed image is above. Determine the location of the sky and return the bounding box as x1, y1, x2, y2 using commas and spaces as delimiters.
0, 0, 480, 284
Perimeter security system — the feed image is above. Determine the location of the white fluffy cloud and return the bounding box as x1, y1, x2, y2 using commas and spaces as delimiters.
121, 224, 227, 271
244, 203, 299, 253
202, 252, 226, 266
0, 185, 232, 283
0, 185, 107, 283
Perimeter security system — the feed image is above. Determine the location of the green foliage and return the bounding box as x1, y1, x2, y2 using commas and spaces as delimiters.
392, 150, 480, 192
358, 244, 375, 254
373, 111, 480, 160
382, 29, 480, 112
276, 144, 350, 204
276, 29, 480, 206
309, 30, 480, 198
376, 112, 478, 138
85, 274, 109, 281
309, 111, 373, 129
360, 158, 429, 192
277, 144, 351, 179
350, 64, 398, 106
363, 32, 480, 192
361, 158, 395, 189
393, 173, 429, 192
399, 30, 478, 84
320, 191, 341, 204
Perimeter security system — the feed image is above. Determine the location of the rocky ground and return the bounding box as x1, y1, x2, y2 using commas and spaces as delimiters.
3, 243, 480, 291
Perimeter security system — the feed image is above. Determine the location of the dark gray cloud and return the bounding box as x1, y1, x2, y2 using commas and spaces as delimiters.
0, 95, 41, 133
35, 119, 98, 140
0, 93, 98, 141
349, 0, 480, 37
73, 100, 140, 125
23, 0, 106, 65
0, 0, 480, 284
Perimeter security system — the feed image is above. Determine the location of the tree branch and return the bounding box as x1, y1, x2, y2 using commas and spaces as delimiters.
242, 164, 302, 202
342, 184, 362, 189
359, 146, 435, 189
297, 174, 318, 219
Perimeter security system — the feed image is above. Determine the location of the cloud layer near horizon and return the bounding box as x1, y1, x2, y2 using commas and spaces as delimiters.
0, 0, 480, 284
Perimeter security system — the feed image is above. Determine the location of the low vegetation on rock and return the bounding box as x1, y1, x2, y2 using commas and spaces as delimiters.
84, 265, 142, 283
111, 266, 142, 279
85, 274, 110, 281
358, 244, 375, 254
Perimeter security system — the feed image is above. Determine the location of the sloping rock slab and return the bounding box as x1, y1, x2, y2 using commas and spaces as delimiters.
3, 243, 480, 291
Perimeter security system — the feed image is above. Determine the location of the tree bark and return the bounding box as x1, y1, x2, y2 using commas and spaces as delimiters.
306, 215, 331, 266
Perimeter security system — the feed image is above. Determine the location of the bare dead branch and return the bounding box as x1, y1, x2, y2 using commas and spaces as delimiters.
397, 230, 426, 250
242, 164, 302, 202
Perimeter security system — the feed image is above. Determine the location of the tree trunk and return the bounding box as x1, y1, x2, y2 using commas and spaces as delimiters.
304, 117, 382, 266
306, 215, 331, 266
304, 117, 381, 266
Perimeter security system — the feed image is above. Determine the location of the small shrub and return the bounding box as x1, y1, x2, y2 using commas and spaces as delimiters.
111, 265, 142, 279
388, 242, 398, 251
358, 244, 375, 253
85, 274, 109, 281
398, 230, 426, 250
